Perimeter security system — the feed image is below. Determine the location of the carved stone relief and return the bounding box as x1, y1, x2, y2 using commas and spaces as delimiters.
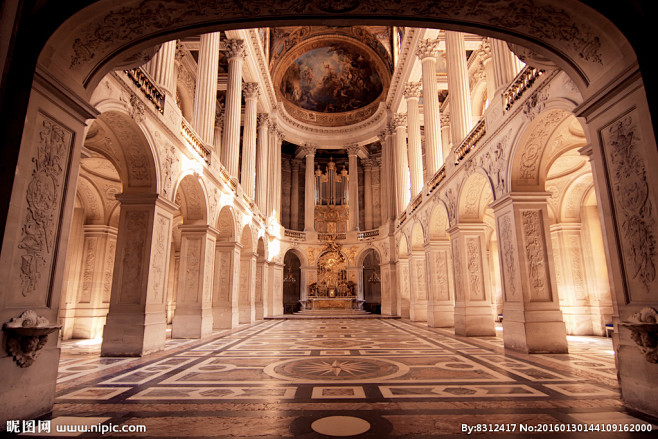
466, 237, 484, 301
102, 239, 116, 303
150, 214, 170, 303
79, 237, 98, 303
18, 115, 73, 298
602, 113, 656, 297
436, 251, 450, 301
183, 238, 201, 302
568, 234, 587, 301
452, 240, 463, 301
119, 210, 148, 304
498, 214, 518, 302
521, 209, 550, 301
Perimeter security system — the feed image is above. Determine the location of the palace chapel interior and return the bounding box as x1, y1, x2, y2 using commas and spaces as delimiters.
1, 0, 657, 436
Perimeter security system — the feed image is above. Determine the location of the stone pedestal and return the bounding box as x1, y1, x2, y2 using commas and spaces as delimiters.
449, 224, 496, 336
492, 193, 568, 353
425, 241, 455, 327
212, 242, 242, 328
171, 225, 217, 338
102, 194, 178, 356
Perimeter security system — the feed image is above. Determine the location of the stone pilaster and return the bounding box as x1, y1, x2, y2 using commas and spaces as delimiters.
212, 241, 242, 329
239, 251, 257, 324
449, 223, 496, 336
396, 258, 411, 318
380, 261, 398, 316
290, 159, 300, 229
101, 194, 178, 355
408, 251, 428, 322
491, 193, 568, 353
425, 241, 455, 327
363, 159, 374, 230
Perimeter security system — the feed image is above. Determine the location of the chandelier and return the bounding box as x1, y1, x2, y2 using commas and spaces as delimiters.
367, 270, 381, 283
283, 265, 296, 283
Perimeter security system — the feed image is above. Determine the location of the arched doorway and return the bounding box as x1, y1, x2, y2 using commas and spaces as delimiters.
360, 249, 381, 315
282, 250, 302, 314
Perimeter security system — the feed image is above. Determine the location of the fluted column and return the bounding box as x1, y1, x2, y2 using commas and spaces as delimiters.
445, 31, 473, 145
267, 124, 283, 221
144, 40, 177, 97
377, 130, 390, 224
363, 160, 374, 230
346, 144, 360, 231
241, 82, 259, 199
255, 114, 269, 211
302, 144, 316, 232
192, 32, 220, 145
221, 39, 245, 178
417, 39, 444, 173
392, 114, 411, 214
490, 38, 522, 94
404, 82, 424, 196
290, 160, 300, 229
213, 103, 224, 154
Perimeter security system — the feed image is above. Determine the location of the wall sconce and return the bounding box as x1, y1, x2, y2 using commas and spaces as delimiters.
3, 310, 61, 368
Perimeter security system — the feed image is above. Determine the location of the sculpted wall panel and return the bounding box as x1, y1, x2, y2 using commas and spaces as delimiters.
497, 213, 519, 302
118, 210, 148, 304
520, 209, 551, 302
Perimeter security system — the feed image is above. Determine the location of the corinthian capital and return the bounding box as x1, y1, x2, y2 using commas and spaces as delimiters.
257, 113, 269, 127
403, 81, 422, 99
225, 39, 246, 60
346, 143, 361, 156
416, 38, 440, 60
301, 143, 317, 156
392, 113, 407, 128
243, 82, 260, 99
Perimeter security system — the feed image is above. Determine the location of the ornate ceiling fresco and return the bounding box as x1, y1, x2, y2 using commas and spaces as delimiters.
270, 26, 393, 127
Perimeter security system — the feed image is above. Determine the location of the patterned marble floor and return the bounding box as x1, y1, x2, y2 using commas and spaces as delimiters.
44, 319, 657, 437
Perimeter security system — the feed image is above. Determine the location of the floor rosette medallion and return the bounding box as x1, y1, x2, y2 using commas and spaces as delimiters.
264, 356, 408, 382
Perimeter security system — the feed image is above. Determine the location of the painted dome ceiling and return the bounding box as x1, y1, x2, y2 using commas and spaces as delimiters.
270, 26, 392, 127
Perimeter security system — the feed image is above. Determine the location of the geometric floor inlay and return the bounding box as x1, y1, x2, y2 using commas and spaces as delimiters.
51, 318, 657, 438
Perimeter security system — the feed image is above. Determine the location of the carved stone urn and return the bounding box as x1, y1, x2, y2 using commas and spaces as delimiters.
3, 310, 61, 368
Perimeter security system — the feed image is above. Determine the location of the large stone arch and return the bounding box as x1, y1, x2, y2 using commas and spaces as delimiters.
172, 173, 209, 225
216, 205, 238, 242
428, 201, 451, 241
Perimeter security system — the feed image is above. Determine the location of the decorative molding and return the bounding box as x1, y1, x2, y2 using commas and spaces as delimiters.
3, 310, 61, 368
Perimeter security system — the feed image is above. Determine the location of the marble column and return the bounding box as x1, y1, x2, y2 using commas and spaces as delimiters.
192, 32, 220, 145
408, 251, 428, 322
72, 225, 117, 339
392, 114, 411, 214
143, 40, 177, 97
274, 128, 284, 221
363, 160, 374, 230
290, 159, 300, 230
417, 38, 444, 174
491, 193, 568, 353
172, 225, 217, 338
445, 31, 473, 144
425, 241, 455, 327
378, 128, 395, 223
241, 82, 259, 199
221, 39, 245, 179
404, 81, 424, 196
346, 144, 360, 231
101, 194, 178, 355
448, 223, 496, 336
212, 241, 242, 329
255, 114, 269, 212
303, 144, 316, 232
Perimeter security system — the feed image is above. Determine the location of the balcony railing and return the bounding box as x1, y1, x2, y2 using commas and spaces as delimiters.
454, 119, 486, 165
180, 118, 211, 164
284, 230, 306, 240
357, 229, 380, 240
503, 66, 545, 112
318, 232, 346, 241
124, 68, 165, 114
427, 166, 446, 194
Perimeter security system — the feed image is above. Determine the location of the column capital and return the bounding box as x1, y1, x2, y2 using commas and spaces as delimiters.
479, 38, 492, 59
416, 38, 440, 60
377, 130, 388, 143
301, 143, 317, 156
346, 143, 361, 156
242, 82, 260, 99
403, 81, 422, 99
225, 39, 246, 60
392, 113, 407, 128
257, 113, 269, 127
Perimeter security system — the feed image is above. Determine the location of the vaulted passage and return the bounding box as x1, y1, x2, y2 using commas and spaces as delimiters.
54, 318, 654, 437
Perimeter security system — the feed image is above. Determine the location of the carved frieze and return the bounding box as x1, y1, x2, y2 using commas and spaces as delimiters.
498, 214, 518, 302
521, 209, 550, 301
466, 237, 484, 301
